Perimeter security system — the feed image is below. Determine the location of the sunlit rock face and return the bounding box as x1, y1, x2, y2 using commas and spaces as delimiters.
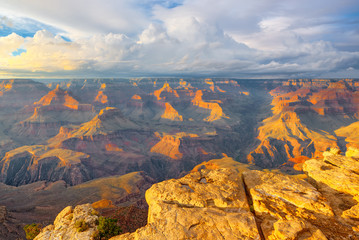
153, 82, 179, 101
160, 102, 183, 121
191, 90, 227, 122
112, 168, 260, 240
108, 148, 359, 239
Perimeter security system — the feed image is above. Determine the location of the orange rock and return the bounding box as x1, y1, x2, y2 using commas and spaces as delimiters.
34, 85, 79, 110
94, 90, 108, 104
153, 82, 179, 100
161, 102, 183, 121
131, 94, 142, 100
92, 199, 116, 209
192, 90, 227, 121
105, 143, 123, 152
248, 111, 337, 167
150, 135, 182, 159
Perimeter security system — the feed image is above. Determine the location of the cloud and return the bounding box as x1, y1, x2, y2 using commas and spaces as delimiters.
0, 0, 358, 78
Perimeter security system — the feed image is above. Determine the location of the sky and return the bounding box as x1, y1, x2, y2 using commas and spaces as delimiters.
0, 0, 358, 78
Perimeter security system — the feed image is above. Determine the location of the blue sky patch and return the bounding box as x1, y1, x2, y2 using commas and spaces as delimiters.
11, 48, 27, 56
0, 15, 65, 38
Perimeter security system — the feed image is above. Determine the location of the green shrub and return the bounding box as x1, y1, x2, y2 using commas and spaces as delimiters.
74, 219, 89, 232
95, 217, 122, 240
23, 223, 42, 240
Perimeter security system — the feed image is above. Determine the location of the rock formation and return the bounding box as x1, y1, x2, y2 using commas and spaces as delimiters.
0, 79, 49, 111
248, 111, 338, 167
192, 90, 227, 122
34, 204, 99, 240
94, 90, 109, 104
0, 145, 92, 186
153, 82, 179, 100
335, 121, 359, 149
11, 85, 95, 141
150, 135, 183, 159
109, 168, 260, 240
248, 78, 359, 168
161, 102, 183, 121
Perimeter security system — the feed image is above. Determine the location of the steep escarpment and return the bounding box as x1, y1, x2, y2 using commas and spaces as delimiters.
0, 145, 92, 186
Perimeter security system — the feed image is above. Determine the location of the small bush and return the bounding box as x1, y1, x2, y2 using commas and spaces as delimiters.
23, 223, 42, 240
95, 217, 122, 240
74, 219, 89, 232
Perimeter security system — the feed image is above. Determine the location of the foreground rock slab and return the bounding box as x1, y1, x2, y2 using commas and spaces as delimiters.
112, 168, 259, 240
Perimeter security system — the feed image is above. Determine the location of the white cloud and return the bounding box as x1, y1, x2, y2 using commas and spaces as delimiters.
0, 0, 358, 78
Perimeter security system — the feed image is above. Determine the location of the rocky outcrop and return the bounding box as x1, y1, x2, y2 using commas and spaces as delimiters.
37, 148, 359, 240
0, 145, 92, 186
248, 111, 338, 167
161, 102, 183, 121
94, 90, 109, 104
34, 204, 99, 240
192, 90, 227, 122
68, 107, 138, 137
150, 135, 182, 159
335, 121, 359, 149
113, 168, 260, 240
243, 170, 336, 239
153, 82, 179, 101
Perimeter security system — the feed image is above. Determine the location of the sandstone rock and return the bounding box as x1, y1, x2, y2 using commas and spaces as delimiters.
111, 168, 259, 240
242, 170, 352, 239
192, 90, 228, 122
161, 102, 183, 121
346, 147, 359, 159
34, 204, 98, 240
150, 135, 182, 159
303, 159, 359, 196
94, 90, 109, 104
303, 154, 359, 237
153, 82, 179, 100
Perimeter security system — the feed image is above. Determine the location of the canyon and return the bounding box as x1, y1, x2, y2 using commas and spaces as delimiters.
0, 78, 358, 239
